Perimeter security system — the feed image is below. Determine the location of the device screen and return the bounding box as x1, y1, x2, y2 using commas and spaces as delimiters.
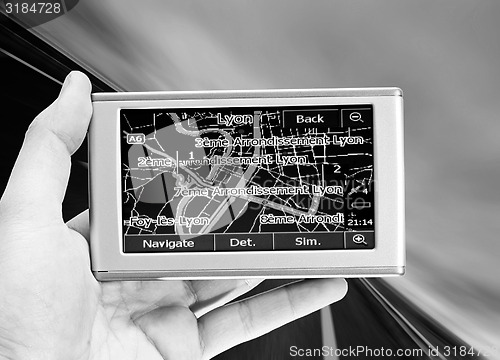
120, 105, 374, 253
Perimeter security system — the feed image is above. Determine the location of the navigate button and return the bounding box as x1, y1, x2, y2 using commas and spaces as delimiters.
124, 234, 214, 253
215, 234, 273, 251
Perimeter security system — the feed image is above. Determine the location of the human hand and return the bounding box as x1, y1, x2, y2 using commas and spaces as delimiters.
0, 72, 347, 360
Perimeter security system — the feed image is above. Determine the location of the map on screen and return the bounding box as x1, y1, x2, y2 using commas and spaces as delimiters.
120, 105, 375, 253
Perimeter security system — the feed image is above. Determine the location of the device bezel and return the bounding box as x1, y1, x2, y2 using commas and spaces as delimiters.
89, 88, 404, 280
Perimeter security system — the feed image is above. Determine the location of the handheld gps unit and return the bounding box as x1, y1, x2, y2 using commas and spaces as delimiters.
89, 88, 405, 280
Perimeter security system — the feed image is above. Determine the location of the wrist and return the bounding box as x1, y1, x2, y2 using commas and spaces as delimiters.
0, 339, 66, 360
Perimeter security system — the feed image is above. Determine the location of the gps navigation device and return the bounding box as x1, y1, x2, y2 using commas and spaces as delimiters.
89, 88, 405, 280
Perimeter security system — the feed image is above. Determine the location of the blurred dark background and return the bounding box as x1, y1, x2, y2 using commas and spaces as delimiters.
1, 1, 499, 358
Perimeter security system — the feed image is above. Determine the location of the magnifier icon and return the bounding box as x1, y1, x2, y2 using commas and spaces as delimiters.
349, 112, 363, 122
352, 234, 368, 246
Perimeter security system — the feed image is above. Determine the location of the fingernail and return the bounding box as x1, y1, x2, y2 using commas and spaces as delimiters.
61, 72, 73, 92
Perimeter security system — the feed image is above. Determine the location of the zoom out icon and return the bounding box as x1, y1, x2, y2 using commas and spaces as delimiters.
349, 112, 363, 122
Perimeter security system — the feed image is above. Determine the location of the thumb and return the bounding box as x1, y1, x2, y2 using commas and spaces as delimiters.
0, 71, 92, 225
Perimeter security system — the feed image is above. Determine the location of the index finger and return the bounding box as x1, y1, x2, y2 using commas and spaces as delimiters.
198, 278, 348, 359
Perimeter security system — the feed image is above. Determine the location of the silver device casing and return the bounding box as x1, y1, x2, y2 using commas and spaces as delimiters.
89, 88, 405, 280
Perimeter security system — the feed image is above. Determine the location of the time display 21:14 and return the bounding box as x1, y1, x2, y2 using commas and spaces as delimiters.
347, 219, 374, 227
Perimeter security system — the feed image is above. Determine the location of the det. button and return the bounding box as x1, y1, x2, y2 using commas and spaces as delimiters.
215, 234, 273, 251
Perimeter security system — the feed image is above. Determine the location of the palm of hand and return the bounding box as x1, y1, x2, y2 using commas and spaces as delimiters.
0, 220, 259, 360
1, 216, 270, 360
